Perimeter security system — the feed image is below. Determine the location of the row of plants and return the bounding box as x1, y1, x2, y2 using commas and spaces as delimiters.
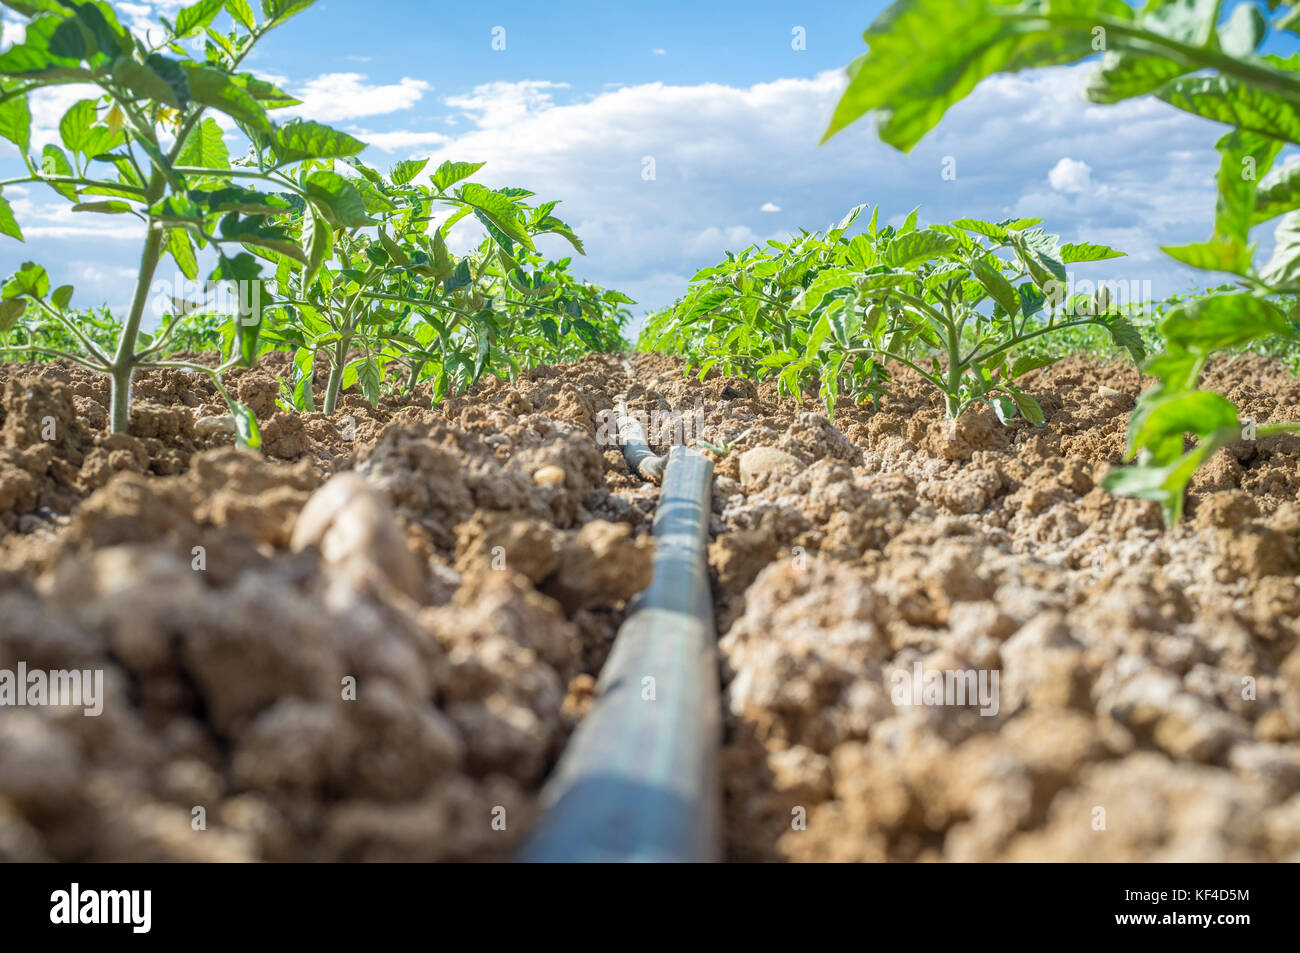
640, 207, 1146, 423
819, 0, 1300, 522
0, 0, 632, 448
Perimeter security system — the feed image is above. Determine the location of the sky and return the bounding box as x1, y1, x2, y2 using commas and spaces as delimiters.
2, 0, 1298, 334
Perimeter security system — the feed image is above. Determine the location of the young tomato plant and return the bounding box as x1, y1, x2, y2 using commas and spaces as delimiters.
265, 155, 630, 413
0, 0, 368, 446
824, 0, 1300, 521
642, 205, 1142, 420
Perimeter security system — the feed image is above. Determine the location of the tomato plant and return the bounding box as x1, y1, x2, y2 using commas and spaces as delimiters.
0, 0, 634, 443
826, 0, 1300, 521
642, 204, 1141, 419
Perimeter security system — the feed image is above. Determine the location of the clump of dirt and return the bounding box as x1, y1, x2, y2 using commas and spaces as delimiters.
0, 352, 655, 861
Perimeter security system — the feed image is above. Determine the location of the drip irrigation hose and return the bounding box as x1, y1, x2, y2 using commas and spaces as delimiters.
614, 401, 668, 481
518, 444, 720, 862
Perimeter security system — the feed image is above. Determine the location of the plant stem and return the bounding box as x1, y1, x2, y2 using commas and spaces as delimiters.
944, 320, 962, 418
322, 335, 351, 415
109, 209, 165, 434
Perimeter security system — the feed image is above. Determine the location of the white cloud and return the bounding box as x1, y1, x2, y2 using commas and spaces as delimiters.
652, 48, 667, 56
287, 73, 431, 122
760, 201, 781, 212
444, 81, 571, 129
1048, 156, 1093, 193
355, 129, 451, 154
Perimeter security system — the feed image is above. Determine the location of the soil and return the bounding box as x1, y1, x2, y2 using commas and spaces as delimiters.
0, 350, 1297, 862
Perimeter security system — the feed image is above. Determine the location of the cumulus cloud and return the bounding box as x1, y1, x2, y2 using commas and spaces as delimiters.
286, 73, 431, 122
356, 129, 451, 153
760, 202, 781, 212
1048, 157, 1093, 193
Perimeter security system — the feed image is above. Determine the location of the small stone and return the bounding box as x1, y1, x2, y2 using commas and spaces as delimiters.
532, 465, 566, 487
195, 415, 236, 437
1099, 385, 1122, 398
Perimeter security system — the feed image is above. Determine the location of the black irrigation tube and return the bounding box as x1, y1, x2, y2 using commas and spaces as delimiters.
518, 443, 720, 862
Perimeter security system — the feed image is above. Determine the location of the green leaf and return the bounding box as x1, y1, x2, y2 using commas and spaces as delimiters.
301, 206, 331, 287
304, 170, 373, 227
970, 254, 1018, 316
1100, 313, 1146, 365
0, 93, 32, 154
1058, 241, 1125, 263
1157, 292, 1291, 351
40, 144, 77, 200
174, 0, 225, 38
1008, 388, 1044, 425
793, 268, 855, 314
1085, 50, 1190, 104
458, 182, 534, 250
1158, 74, 1300, 146
429, 227, 455, 279
226, 0, 257, 30
951, 218, 1007, 241
183, 63, 270, 131
1254, 158, 1300, 225
1259, 209, 1300, 289
356, 358, 380, 404
271, 118, 365, 162
990, 393, 1018, 425
58, 98, 97, 154
883, 228, 955, 267
50, 284, 73, 309
0, 297, 24, 333
228, 398, 261, 450
1009, 354, 1060, 378
1009, 227, 1067, 289
1162, 237, 1252, 276
260, 0, 316, 26
1145, 347, 1202, 392
291, 346, 314, 411
431, 159, 485, 191
236, 74, 298, 108
72, 200, 132, 214
3, 260, 49, 299
391, 157, 428, 186
192, 186, 292, 215
167, 227, 198, 280
1129, 389, 1238, 460
113, 56, 187, 109
219, 212, 306, 263
1214, 129, 1280, 245
822, 0, 1131, 148
210, 252, 264, 365
177, 116, 229, 169
0, 192, 21, 241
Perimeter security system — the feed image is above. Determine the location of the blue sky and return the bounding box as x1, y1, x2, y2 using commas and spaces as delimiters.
2, 0, 1298, 331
